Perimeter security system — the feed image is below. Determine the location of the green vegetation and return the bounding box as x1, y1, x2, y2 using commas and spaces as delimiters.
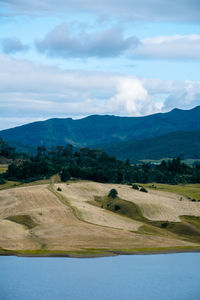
94, 196, 147, 222
1, 106, 200, 153
0, 164, 8, 174
6, 215, 37, 229
102, 130, 200, 161
132, 184, 139, 190
140, 187, 148, 193
94, 195, 200, 243
0, 138, 199, 186
1, 246, 200, 257
143, 183, 200, 201
108, 188, 118, 198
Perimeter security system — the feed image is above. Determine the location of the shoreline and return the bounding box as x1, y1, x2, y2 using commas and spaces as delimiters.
1, 247, 200, 258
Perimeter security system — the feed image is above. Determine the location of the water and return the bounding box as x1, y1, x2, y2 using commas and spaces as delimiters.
1, 253, 200, 300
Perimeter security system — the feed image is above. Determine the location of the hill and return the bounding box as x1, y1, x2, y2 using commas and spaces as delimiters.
100, 130, 200, 161
0, 106, 200, 151
0, 181, 200, 257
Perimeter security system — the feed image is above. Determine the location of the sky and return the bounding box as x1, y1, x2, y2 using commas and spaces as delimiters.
0, 0, 200, 130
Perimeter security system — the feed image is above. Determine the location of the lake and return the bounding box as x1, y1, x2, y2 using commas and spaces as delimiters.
1, 253, 200, 300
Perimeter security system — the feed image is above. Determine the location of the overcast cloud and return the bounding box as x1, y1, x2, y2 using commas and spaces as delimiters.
1, 0, 200, 22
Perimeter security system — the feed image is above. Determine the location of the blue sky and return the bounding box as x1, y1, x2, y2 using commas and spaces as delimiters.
0, 0, 200, 129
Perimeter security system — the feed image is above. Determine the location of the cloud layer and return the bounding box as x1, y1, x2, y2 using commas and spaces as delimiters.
132, 35, 200, 60
35, 23, 200, 60
2, 0, 200, 22
0, 54, 199, 130
36, 23, 138, 58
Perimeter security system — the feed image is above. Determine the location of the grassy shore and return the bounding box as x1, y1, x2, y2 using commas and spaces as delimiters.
1, 246, 200, 258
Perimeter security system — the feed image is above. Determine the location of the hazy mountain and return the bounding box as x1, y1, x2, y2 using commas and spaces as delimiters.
0, 106, 200, 152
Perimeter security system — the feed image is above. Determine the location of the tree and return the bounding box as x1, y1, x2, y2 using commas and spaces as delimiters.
132, 184, 139, 190
60, 168, 70, 182
108, 188, 118, 198
140, 187, 148, 193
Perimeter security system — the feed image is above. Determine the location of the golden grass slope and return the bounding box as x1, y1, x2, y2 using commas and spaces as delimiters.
0, 181, 199, 255
56, 182, 200, 222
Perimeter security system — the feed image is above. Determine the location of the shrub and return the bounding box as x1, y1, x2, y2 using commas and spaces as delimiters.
161, 221, 169, 228
108, 188, 118, 199
140, 187, 148, 193
114, 204, 121, 211
132, 184, 139, 190
57, 187, 62, 191
0, 178, 6, 185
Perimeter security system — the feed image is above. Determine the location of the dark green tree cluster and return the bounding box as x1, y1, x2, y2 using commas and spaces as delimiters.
0, 138, 16, 159
0, 138, 200, 185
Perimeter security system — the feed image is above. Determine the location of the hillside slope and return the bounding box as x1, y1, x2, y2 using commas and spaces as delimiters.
101, 130, 200, 161
0, 181, 200, 256
0, 106, 200, 149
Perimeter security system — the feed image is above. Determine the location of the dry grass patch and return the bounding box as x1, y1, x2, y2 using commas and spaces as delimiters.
0, 181, 199, 254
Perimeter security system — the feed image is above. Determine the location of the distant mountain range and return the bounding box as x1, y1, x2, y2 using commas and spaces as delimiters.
0, 106, 200, 160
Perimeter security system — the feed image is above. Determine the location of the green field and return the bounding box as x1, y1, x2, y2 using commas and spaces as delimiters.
142, 183, 200, 201
0, 164, 8, 174
141, 158, 200, 166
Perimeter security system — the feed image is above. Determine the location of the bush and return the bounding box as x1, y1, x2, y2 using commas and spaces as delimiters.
0, 178, 6, 185
161, 221, 169, 228
114, 204, 121, 211
108, 188, 118, 199
57, 187, 62, 191
140, 187, 148, 193
132, 184, 139, 190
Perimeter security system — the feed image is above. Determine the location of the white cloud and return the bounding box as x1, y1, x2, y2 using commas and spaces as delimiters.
0, 54, 200, 130
107, 77, 163, 116
163, 81, 200, 110
131, 35, 200, 60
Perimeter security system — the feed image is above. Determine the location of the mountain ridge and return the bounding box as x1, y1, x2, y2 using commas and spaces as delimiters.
0, 106, 200, 156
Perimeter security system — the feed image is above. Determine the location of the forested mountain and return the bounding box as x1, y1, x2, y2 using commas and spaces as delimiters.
100, 130, 200, 161
0, 106, 200, 151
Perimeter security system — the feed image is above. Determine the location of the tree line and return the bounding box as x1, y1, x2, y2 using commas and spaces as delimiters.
0, 139, 200, 185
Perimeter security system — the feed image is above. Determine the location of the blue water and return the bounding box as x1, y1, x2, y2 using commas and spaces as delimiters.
1, 253, 200, 300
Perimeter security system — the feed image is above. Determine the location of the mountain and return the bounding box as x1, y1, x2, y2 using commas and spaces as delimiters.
100, 130, 200, 161
0, 106, 200, 151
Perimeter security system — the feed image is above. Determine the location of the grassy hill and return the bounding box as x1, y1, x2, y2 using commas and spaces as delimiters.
101, 130, 200, 161
0, 106, 200, 152
0, 181, 200, 257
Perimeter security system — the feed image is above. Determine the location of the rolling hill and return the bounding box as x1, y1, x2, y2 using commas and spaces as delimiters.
0, 106, 200, 151
1, 181, 200, 256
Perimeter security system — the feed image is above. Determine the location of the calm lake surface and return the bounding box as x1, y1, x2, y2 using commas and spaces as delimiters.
1, 253, 200, 300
